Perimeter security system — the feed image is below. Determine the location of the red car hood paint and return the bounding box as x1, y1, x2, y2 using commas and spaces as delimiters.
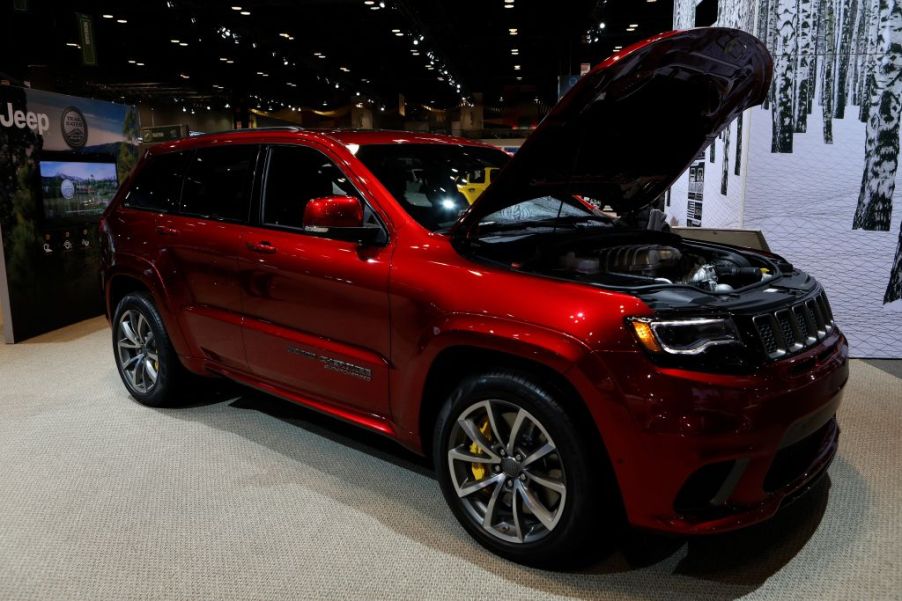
453, 27, 773, 238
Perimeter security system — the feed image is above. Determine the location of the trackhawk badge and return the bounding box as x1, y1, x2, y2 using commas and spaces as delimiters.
287, 345, 373, 381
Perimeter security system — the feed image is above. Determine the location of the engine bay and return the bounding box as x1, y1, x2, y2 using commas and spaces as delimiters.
474, 231, 779, 293
554, 243, 774, 292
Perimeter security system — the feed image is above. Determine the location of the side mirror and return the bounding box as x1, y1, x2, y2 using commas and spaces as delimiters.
304, 195, 364, 228
302, 195, 386, 245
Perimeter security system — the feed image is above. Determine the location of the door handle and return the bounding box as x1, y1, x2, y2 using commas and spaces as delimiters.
247, 241, 277, 254
156, 225, 179, 236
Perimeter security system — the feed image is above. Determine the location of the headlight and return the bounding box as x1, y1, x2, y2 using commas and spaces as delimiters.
629, 317, 741, 355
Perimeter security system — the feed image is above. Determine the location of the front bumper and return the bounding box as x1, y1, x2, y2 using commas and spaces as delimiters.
575, 330, 848, 534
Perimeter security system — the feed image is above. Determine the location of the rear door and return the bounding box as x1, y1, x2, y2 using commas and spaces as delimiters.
239, 143, 392, 416
155, 144, 260, 371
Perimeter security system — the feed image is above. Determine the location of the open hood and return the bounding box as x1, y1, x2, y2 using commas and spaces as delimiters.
453, 27, 772, 238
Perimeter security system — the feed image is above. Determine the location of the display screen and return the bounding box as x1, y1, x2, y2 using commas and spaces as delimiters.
40, 161, 118, 222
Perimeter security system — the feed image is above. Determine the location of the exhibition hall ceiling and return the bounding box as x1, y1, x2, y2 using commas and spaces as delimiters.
0, 0, 673, 111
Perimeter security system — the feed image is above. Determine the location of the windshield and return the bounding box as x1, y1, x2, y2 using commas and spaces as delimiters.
355, 143, 511, 231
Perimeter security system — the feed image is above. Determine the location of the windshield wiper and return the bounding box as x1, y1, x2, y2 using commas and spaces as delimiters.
479, 215, 610, 232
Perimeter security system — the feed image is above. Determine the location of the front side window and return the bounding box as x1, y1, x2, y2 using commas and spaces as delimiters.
355, 143, 511, 231
262, 145, 371, 231
123, 152, 187, 212
180, 145, 258, 222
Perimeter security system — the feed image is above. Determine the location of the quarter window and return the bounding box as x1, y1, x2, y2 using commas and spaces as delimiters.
180, 145, 258, 222
123, 152, 187, 212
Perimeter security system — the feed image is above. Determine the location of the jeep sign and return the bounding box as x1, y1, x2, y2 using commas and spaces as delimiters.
0, 102, 51, 136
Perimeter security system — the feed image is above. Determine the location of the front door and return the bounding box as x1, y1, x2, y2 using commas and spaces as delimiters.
239, 144, 391, 416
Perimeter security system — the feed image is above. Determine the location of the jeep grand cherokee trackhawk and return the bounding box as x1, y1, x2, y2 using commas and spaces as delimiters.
100, 29, 848, 566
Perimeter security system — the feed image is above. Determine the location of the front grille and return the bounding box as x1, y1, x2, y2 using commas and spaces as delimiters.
751, 291, 834, 360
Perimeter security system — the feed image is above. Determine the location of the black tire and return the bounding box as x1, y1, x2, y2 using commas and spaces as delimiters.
433, 370, 615, 568
112, 291, 187, 407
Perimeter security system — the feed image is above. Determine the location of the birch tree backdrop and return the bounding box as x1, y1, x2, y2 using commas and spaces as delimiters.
673, 0, 902, 304
754, 0, 902, 302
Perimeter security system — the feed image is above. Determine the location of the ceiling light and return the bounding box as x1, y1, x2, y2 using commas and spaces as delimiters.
279, 33, 291, 38
364, 0, 374, 3
626, 27, 636, 31
511, 48, 519, 54
504, 3, 514, 7
599, 22, 606, 29
226, 59, 234, 64
179, 73, 190, 79
629, 23, 638, 27
66, 42, 79, 47
179, 42, 188, 46
514, 64, 521, 70
231, 6, 242, 10
136, 62, 144, 66
394, 32, 404, 36
509, 28, 518, 35
240, 10, 250, 15
128, 59, 136, 64
287, 82, 297, 87
102, 14, 114, 19
391, 28, 401, 33
116, 19, 127, 23
171, 39, 179, 43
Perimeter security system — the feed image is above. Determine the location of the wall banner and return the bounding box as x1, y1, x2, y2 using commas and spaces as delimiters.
0, 85, 139, 342
667, 0, 902, 358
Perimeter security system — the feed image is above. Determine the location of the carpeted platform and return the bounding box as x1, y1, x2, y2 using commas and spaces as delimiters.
1, 317, 900, 600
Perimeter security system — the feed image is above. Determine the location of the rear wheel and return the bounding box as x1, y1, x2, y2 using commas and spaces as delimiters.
112, 292, 186, 407
434, 370, 611, 567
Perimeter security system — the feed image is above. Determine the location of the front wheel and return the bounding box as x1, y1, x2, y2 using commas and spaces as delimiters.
434, 370, 612, 567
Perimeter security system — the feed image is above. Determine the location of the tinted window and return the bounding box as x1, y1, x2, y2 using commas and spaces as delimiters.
263, 145, 364, 230
123, 152, 186, 212
355, 144, 510, 231
180, 145, 258, 222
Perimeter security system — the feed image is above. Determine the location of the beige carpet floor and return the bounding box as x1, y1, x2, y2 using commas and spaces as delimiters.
0, 316, 900, 601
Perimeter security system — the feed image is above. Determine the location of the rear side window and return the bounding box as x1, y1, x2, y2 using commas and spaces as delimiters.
123, 152, 187, 212
180, 145, 258, 222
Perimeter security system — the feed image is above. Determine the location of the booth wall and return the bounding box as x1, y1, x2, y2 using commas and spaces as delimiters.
0, 86, 138, 342
668, 0, 902, 358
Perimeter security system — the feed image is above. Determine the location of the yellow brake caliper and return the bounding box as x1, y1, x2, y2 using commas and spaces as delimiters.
470, 418, 492, 481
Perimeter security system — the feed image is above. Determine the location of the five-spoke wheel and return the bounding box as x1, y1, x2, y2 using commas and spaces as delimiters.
116, 309, 160, 394
447, 399, 566, 544
112, 291, 187, 407
435, 370, 609, 567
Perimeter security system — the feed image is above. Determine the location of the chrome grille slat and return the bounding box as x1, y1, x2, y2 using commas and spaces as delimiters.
751, 291, 835, 360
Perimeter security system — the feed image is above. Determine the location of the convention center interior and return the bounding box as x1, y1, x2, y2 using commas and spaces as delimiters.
1, 1, 900, 599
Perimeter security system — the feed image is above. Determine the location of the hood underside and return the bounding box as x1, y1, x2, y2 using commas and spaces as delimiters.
454, 27, 773, 237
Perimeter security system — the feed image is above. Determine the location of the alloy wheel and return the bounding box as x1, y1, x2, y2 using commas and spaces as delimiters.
116, 309, 160, 394
446, 399, 567, 544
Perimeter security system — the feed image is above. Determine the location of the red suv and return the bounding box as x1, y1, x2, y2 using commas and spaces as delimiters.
100, 29, 847, 566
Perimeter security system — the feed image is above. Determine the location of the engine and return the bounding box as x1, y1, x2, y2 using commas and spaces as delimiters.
556, 244, 772, 292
